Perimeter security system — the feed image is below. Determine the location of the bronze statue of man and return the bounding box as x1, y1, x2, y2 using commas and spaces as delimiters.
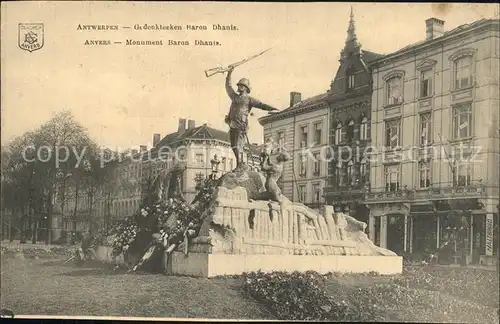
225, 66, 279, 169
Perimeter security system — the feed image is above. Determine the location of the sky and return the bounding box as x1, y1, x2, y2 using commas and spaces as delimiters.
1, 2, 498, 150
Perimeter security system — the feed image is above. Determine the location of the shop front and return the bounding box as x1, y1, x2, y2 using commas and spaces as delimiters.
367, 195, 498, 265
367, 202, 411, 255
408, 199, 498, 265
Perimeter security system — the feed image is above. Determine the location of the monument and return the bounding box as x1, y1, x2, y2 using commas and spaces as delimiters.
165, 64, 402, 277
86, 55, 402, 277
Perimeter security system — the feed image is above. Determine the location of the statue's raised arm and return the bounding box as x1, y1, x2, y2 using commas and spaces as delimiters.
225, 67, 238, 101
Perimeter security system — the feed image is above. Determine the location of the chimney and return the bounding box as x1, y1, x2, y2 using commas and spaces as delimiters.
153, 133, 161, 147
178, 118, 186, 133
425, 18, 445, 40
140, 145, 147, 152
290, 92, 302, 107
187, 119, 196, 129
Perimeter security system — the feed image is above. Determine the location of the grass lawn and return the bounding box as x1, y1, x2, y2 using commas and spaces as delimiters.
324, 269, 499, 323
0, 255, 272, 319
1, 253, 498, 322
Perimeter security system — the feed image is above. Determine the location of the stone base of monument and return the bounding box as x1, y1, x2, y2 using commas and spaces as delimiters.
91, 246, 126, 265
165, 185, 403, 277
167, 252, 402, 277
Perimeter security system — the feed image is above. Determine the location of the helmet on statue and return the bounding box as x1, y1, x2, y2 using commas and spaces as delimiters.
236, 78, 251, 93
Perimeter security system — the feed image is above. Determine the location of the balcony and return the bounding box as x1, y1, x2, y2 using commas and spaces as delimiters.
365, 188, 413, 203
324, 183, 367, 199
365, 182, 487, 204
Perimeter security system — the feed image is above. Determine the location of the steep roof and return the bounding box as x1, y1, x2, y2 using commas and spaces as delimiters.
362, 50, 384, 63
155, 123, 229, 148
138, 123, 263, 161
260, 10, 383, 126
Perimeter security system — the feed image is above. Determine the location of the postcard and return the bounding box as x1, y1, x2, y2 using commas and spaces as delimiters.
1, 2, 499, 322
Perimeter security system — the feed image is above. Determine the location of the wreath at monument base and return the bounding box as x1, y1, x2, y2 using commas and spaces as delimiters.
86, 177, 218, 272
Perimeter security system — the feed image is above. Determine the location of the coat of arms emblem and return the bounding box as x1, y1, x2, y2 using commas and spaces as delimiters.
18, 23, 44, 52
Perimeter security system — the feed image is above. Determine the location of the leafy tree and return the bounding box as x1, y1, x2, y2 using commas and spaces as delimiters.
1, 132, 39, 242
1, 111, 103, 244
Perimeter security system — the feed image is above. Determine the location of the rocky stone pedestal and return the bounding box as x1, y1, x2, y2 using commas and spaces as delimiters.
164, 183, 403, 277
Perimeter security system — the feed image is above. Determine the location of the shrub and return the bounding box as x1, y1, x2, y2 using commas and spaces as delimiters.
242, 270, 350, 321
393, 266, 499, 308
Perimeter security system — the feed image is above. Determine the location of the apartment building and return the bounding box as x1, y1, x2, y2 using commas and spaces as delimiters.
366, 18, 499, 265
325, 8, 383, 225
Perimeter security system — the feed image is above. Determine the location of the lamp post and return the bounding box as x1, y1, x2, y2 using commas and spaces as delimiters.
210, 154, 221, 180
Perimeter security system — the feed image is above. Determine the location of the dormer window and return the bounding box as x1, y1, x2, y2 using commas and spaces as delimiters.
346, 65, 355, 90
348, 74, 355, 89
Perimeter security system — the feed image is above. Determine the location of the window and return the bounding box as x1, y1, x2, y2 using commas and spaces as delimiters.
346, 65, 355, 90
387, 76, 403, 105
277, 131, 285, 153
452, 103, 472, 139
299, 154, 307, 178
454, 56, 473, 90
312, 184, 321, 203
300, 126, 308, 148
420, 69, 433, 98
313, 122, 322, 145
385, 119, 401, 148
359, 158, 367, 183
298, 185, 307, 203
419, 161, 431, 188
347, 73, 355, 90
347, 120, 355, 140
420, 113, 432, 146
195, 154, 204, 165
334, 123, 343, 145
385, 165, 400, 192
313, 152, 321, 176
336, 161, 343, 187
229, 158, 234, 170
346, 160, 354, 185
454, 159, 472, 187
360, 117, 368, 141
